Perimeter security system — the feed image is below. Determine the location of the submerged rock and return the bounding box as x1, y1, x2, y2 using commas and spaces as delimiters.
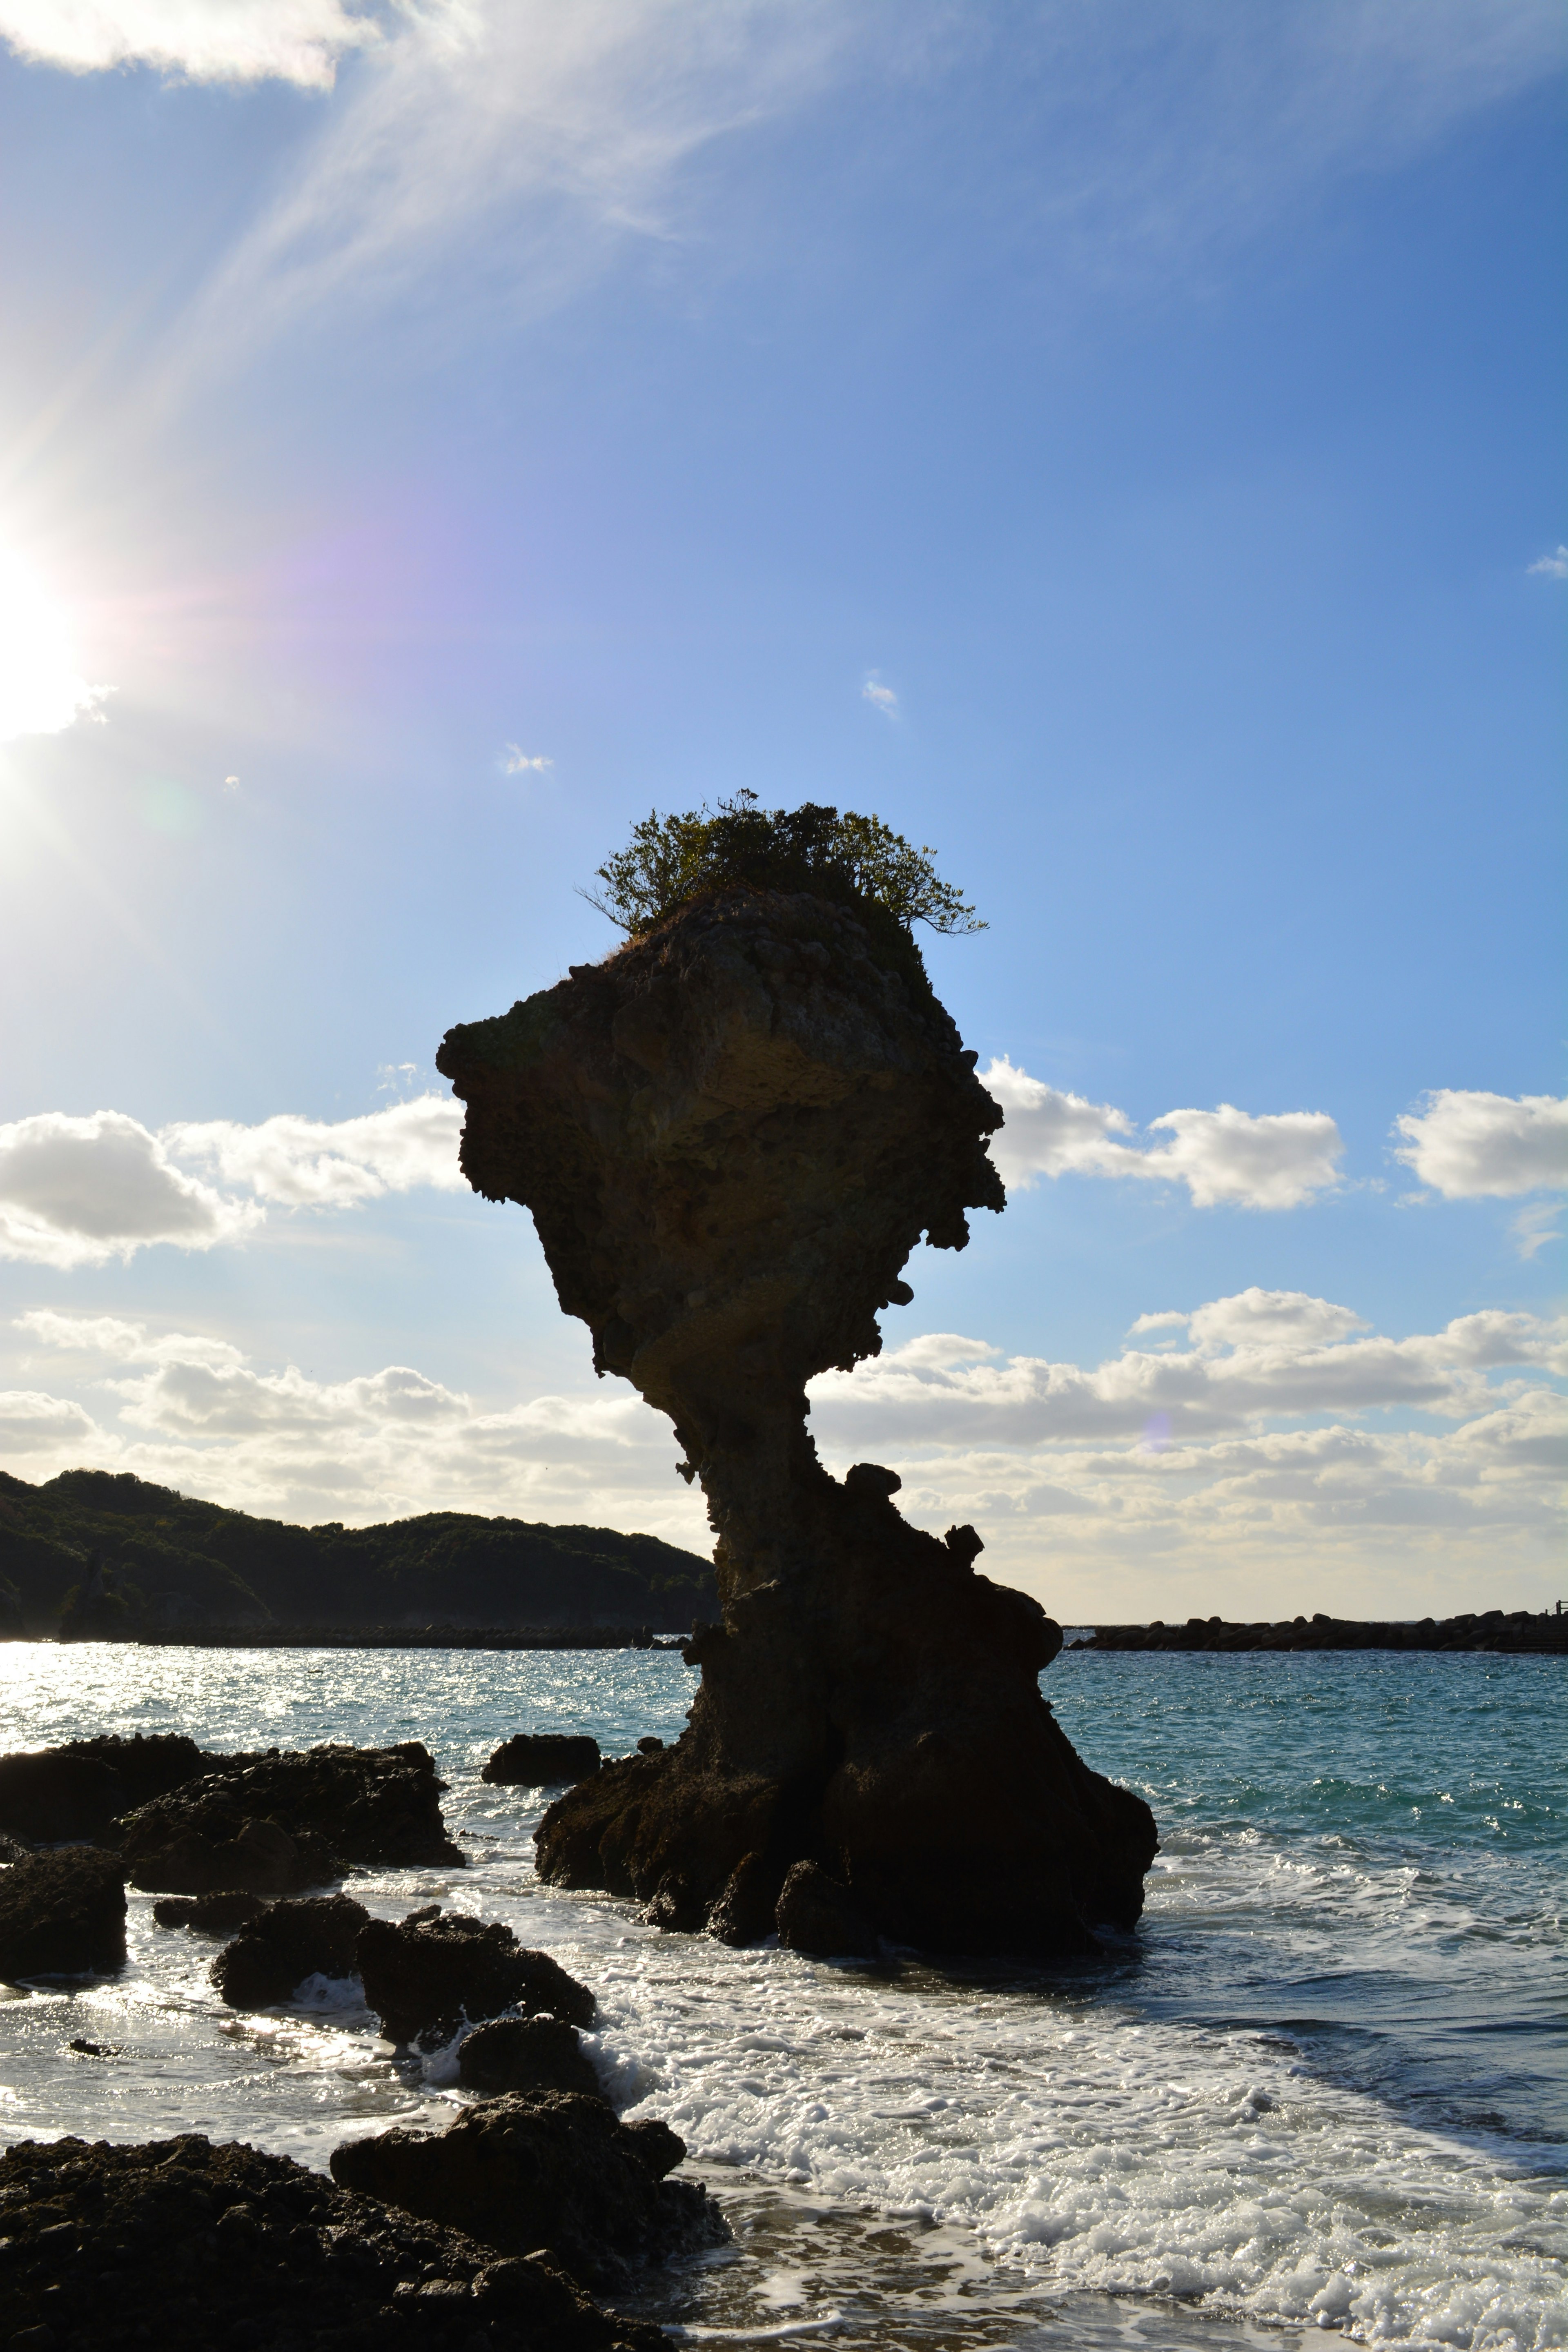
0, 1846, 126, 1980
0, 2130, 669, 2352
212, 1892, 371, 2009
0, 1732, 207, 1846
356, 1904, 597, 2047
458, 2013, 604, 2100
331, 2091, 727, 2291
484, 1732, 602, 1786
438, 886, 1158, 1956
120, 1740, 463, 1893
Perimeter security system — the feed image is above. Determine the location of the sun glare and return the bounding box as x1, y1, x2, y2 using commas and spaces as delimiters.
0, 546, 112, 744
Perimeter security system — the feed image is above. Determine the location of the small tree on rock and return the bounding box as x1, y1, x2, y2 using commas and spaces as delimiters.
583, 792, 984, 939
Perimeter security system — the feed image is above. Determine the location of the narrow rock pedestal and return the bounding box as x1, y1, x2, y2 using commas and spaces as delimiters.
439, 885, 1157, 1955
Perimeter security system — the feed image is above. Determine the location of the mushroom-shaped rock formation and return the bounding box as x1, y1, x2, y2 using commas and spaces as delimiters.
437, 885, 1156, 1954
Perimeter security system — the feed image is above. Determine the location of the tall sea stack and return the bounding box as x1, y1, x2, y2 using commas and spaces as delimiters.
437, 885, 1156, 1954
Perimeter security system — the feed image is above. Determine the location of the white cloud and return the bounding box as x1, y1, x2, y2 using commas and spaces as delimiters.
15, 1310, 243, 1370
0, 0, 380, 87
0, 1112, 260, 1270
812, 1293, 1568, 1451
3, 1313, 688, 1537
982, 1059, 1344, 1211
1393, 1089, 1568, 1199
1528, 545, 1568, 579
0, 1389, 100, 1455
166, 1094, 465, 1207
862, 676, 898, 717
502, 746, 553, 773
0, 1095, 463, 1266
4, 1287, 1560, 1610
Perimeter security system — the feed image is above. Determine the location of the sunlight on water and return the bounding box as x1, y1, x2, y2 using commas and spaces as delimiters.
0, 1645, 1562, 2352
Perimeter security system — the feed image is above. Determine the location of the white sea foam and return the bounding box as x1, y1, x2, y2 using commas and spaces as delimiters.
0, 1645, 1560, 2350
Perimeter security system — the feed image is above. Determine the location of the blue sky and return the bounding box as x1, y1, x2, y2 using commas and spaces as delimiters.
0, 0, 1562, 1619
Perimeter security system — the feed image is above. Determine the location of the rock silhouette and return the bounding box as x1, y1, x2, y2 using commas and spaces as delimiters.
0, 1847, 127, 1980
439, 884, 1157, 1954
0, 2131, 667, 2352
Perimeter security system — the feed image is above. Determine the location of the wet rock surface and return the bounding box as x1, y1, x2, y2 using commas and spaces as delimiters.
439, 885, 1158, 1955
0, 1847, 127, 1981
458, 2014, 604, 2101
483, 1733, 602, 1786
356, 1905, 597, 2047
120, 1741, 463, 1893
0, 2130, 670, 2352
153, 1888, 270, 1934
774, 1859, 879, 1959
331, 2092, 728, 2292
212, 1893, 372, 2010
0, 1733, 207, 1846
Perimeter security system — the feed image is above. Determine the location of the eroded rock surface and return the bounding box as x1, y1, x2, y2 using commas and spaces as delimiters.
0, 2131, 668, 2352
0, 1732, 207, 1846
356, 1905, 596, 2047
330, 2092, 726, 2291
439, 885, 1157, 1955
458, 2014, 604, 2101
120, 1741, 463, 1893
0, 1847, 127, 1980
212, 1892, 371, 2009
484, 1732, 602, 1786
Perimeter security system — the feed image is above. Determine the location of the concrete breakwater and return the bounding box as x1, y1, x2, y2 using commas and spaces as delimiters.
1069, 1608, 1564, 1654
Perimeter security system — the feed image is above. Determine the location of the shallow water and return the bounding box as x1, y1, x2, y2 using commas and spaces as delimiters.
0, 1644, 1562, 2351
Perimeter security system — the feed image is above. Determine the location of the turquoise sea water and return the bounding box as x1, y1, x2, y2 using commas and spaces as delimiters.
0, 1643, 1562, 2351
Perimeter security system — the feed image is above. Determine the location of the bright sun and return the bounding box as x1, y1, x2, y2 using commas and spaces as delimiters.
0, 546, 111, 745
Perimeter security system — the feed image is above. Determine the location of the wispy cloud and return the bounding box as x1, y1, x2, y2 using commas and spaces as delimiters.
132, 2, 1566, 390
982, 1059, 1344, 1211
1528, 545, 1568, 579
0, 0, 381, 88
862, 675, 899, 718
501, 745, 553, 773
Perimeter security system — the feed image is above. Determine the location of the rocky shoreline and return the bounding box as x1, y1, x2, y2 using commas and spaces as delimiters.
1068, 1609, 1566, 1655
0, 1728, 732, 2350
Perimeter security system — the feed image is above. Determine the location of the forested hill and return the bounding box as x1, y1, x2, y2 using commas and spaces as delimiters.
0, 1469, 717, 1637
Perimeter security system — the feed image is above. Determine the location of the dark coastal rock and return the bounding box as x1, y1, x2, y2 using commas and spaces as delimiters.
0, 2130, 669, 2352
484, 1732, 603, 1786
774, 1860, 879, 1959
331, 2091, 727, 2291
459, 2014, 604, 2100
211, 1892, 371, 2009
153, 1888, 269, 1933
439, 886, 1159, 1957
120, 1740, 464, 1893
0, 1846, 126, 1979
0, 1731, 207, 1845
125, 1811, 341, 1898
356, 1905, 596, 2046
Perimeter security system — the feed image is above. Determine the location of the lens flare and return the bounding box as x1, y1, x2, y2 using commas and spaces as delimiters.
0, 547, 113, 743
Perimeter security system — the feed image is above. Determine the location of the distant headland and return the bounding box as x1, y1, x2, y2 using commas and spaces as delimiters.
0, 1468, 717, 1640
1069, 1611, 1564, 1655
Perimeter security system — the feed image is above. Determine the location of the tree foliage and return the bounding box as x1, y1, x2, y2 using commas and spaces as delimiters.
582, 792, 985, 938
